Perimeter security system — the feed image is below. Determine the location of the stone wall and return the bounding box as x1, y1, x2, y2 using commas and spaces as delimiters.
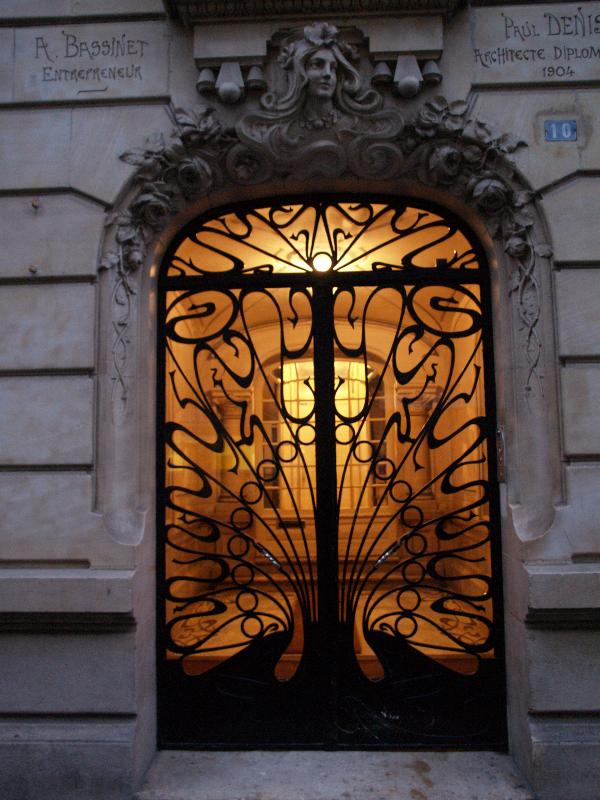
0, 2, 599, 799
0, 4, 174, 798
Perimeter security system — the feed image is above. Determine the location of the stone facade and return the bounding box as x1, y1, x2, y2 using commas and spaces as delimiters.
0, 1, 599, 798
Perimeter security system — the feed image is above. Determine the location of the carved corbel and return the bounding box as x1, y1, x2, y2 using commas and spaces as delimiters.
393, 55, 423, 98
193, 21, 277, 104
361, 16, 444, 99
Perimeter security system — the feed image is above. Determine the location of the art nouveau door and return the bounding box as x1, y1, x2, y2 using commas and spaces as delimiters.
157, 198, 506, 748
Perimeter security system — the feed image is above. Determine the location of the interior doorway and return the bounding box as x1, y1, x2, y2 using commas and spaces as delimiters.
157, 196, 506, 748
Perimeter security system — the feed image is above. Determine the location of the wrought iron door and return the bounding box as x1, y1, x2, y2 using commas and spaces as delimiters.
157, 198, 506, 748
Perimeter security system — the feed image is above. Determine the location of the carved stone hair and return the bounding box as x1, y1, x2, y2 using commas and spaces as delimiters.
261, 22, 381, 116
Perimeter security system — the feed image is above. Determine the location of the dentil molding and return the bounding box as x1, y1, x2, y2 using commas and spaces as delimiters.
166, 0, 465, 26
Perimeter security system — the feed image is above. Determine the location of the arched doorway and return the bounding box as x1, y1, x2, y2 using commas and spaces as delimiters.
157, 195, 505, 748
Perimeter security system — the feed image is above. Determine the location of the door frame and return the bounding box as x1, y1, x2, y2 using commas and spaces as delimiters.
155, 192, 507, 749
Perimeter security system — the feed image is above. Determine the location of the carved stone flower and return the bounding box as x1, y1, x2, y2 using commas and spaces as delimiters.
505, 235, 532, 259
232, 153, 260, 183
130, 187, 172, 230
123, 246, 145, 272
304, 22, 338, 47
428, 145, 462, 185
175, 106, 221, 149
120, 132, 165, 181
471, 178, 511, 216
415, 105, 442, 138
277, 44, 295, 70
176, 155, 213, 195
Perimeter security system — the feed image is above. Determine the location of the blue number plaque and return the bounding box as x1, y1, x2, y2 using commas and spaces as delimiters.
544, 120, 577, 142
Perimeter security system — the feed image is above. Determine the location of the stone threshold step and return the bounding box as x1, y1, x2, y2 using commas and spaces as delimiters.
136, 750, 535, 800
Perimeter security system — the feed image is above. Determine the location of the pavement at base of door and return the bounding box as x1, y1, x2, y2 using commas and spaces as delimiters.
135, 750, 535, 800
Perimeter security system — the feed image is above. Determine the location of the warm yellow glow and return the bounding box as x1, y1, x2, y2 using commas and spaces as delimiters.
168, 202, 480, 276
312, 251, 333, 272
281, 361, 314, 407
275, 360, 377, 511
163, 212, 494, 687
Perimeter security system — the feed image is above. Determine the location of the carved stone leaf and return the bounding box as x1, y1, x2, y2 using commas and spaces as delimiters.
534, 243, 553, 258
120, 132, 165, 165
105, 211, 130, 227
448, 100, 469, 116
509, 268, 522, 293
147, 131, 165, 150
164, 141, 186, 161
497, 132, 527, 153
120, 149, 151, 166
514, 190, 537, 208
147, 180, 174, 196
463, 144, 483, 164
505, 235, 532, 259
463, 119, 493, 144
172, 107, 197, 127
428, 96, 448, 112
99, 251, 119, 271
441, 115, 464, 133
493, 157, 515, 181
512, 208, 534, 228
116, 224, 138, 244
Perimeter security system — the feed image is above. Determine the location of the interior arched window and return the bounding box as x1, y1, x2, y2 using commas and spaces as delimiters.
262, 358, 389, 512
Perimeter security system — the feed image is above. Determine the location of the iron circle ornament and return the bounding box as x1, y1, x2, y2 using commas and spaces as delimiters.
352, 440, 375, 463
401, 506, 425, 529
231, 563, 255, 587
257, 459, 279, 482
373, 457, 395, 481
240, 481, 264, 505
241, 613, 265, 639
335, 422, 355, 445
395, 613, 419, 639
296, 423, 316, 446
230, 507, 253, 530
404, 531, 428, 555
390, 479, 412, 503
276, 440, 299, 463
397, 588, 421, 613
236, 589, 259, 614
402, 560, 427, 585
228, 534, 251, 558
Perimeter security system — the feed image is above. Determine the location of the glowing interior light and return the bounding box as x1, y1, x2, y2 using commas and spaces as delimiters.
312, 252, 333, 272
287, 251, 306, 271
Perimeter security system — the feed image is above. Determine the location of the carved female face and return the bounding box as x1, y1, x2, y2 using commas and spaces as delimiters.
305, 47, 338, 99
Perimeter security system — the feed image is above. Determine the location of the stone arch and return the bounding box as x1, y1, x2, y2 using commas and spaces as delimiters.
95, 97, 561, 558
91, 97, 564, 755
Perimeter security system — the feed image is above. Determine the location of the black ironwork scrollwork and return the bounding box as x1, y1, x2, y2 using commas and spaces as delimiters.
163, 286, 319, 674
159, 199, 501, 745
168, 201, 479, 277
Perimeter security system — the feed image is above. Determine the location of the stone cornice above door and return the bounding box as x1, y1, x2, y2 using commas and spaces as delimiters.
164, 0, 465, 26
